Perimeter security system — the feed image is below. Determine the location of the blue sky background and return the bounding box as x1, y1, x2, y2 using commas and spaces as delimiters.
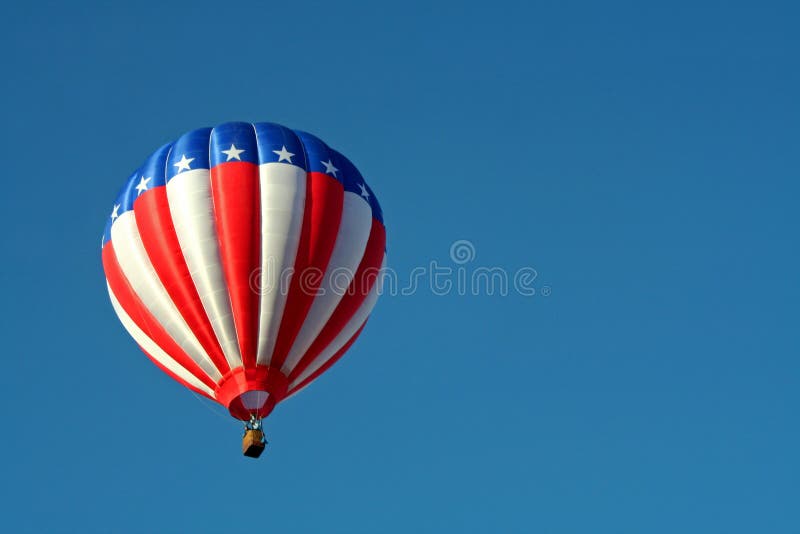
1, 1, 798, 532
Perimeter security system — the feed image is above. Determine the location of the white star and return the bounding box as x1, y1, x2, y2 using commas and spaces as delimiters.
135, 176, 151, 195
173, 154, 194, 173
273, 145, 295, 163
358, 183, 370, 200
321, 159, 339, 176
222, 144, 245, 161
111, 204, 120, 221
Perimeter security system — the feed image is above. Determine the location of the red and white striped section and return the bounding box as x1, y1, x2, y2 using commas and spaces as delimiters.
167, 166, 244, 370
253, 162, 306, 366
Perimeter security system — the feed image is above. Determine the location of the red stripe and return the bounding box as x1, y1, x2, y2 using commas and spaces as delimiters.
133, 187, 230, 376
140, 346, 215, 400
102, 243, 218, 391
285, 322, 367, 396
210, 161, 261, 369
269, 172, 343, 370
287, 218, 385, 383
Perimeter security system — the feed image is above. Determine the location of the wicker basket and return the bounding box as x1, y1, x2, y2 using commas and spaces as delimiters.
242, 429, 266, 458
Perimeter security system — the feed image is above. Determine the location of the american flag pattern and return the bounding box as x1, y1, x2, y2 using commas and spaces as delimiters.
102, 122, 386, 420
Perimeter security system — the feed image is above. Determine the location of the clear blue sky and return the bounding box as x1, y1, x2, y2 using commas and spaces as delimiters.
1, 1, 798, 532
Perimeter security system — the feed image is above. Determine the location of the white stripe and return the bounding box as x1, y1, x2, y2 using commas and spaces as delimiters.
288, 254, 386, 390
107, 284, 215, 397
255, 162, 306, 365
280, 193, 373, 375
167, 169, 243, 368
110, 212, 221, 381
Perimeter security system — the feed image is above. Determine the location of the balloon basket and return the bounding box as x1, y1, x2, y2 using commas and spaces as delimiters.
243, 429, 266, 458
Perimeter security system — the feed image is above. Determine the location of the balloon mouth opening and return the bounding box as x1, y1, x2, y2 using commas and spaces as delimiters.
215, 366, 288, 420
240, 390, 270, 410
230, 390, 273, 420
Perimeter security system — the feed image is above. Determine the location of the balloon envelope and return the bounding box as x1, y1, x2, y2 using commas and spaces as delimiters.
101, 122, 385, 420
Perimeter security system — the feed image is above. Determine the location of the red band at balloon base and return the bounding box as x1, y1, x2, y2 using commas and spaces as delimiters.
215, 366, 289, 420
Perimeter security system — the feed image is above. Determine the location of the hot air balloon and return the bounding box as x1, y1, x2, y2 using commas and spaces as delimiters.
101, 122, 386, 457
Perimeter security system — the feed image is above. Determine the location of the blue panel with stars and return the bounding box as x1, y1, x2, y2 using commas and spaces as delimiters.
253, 122, 308, 170
139, 143, 172, 190
333, 150, 384, 225
102, 217, 113, 247
102, 170, 141, 245
102, 177, 133, 245
115, 170, 141, 216
209, 122, 259, 167
331, 150, 365, 196
292, 130, 344, 184
104, 121, 385, 245
361, 181, 383, 226
166, 127, 212, 182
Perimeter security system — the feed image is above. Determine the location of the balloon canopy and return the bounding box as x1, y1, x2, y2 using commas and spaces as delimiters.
101, 122, 385, 421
